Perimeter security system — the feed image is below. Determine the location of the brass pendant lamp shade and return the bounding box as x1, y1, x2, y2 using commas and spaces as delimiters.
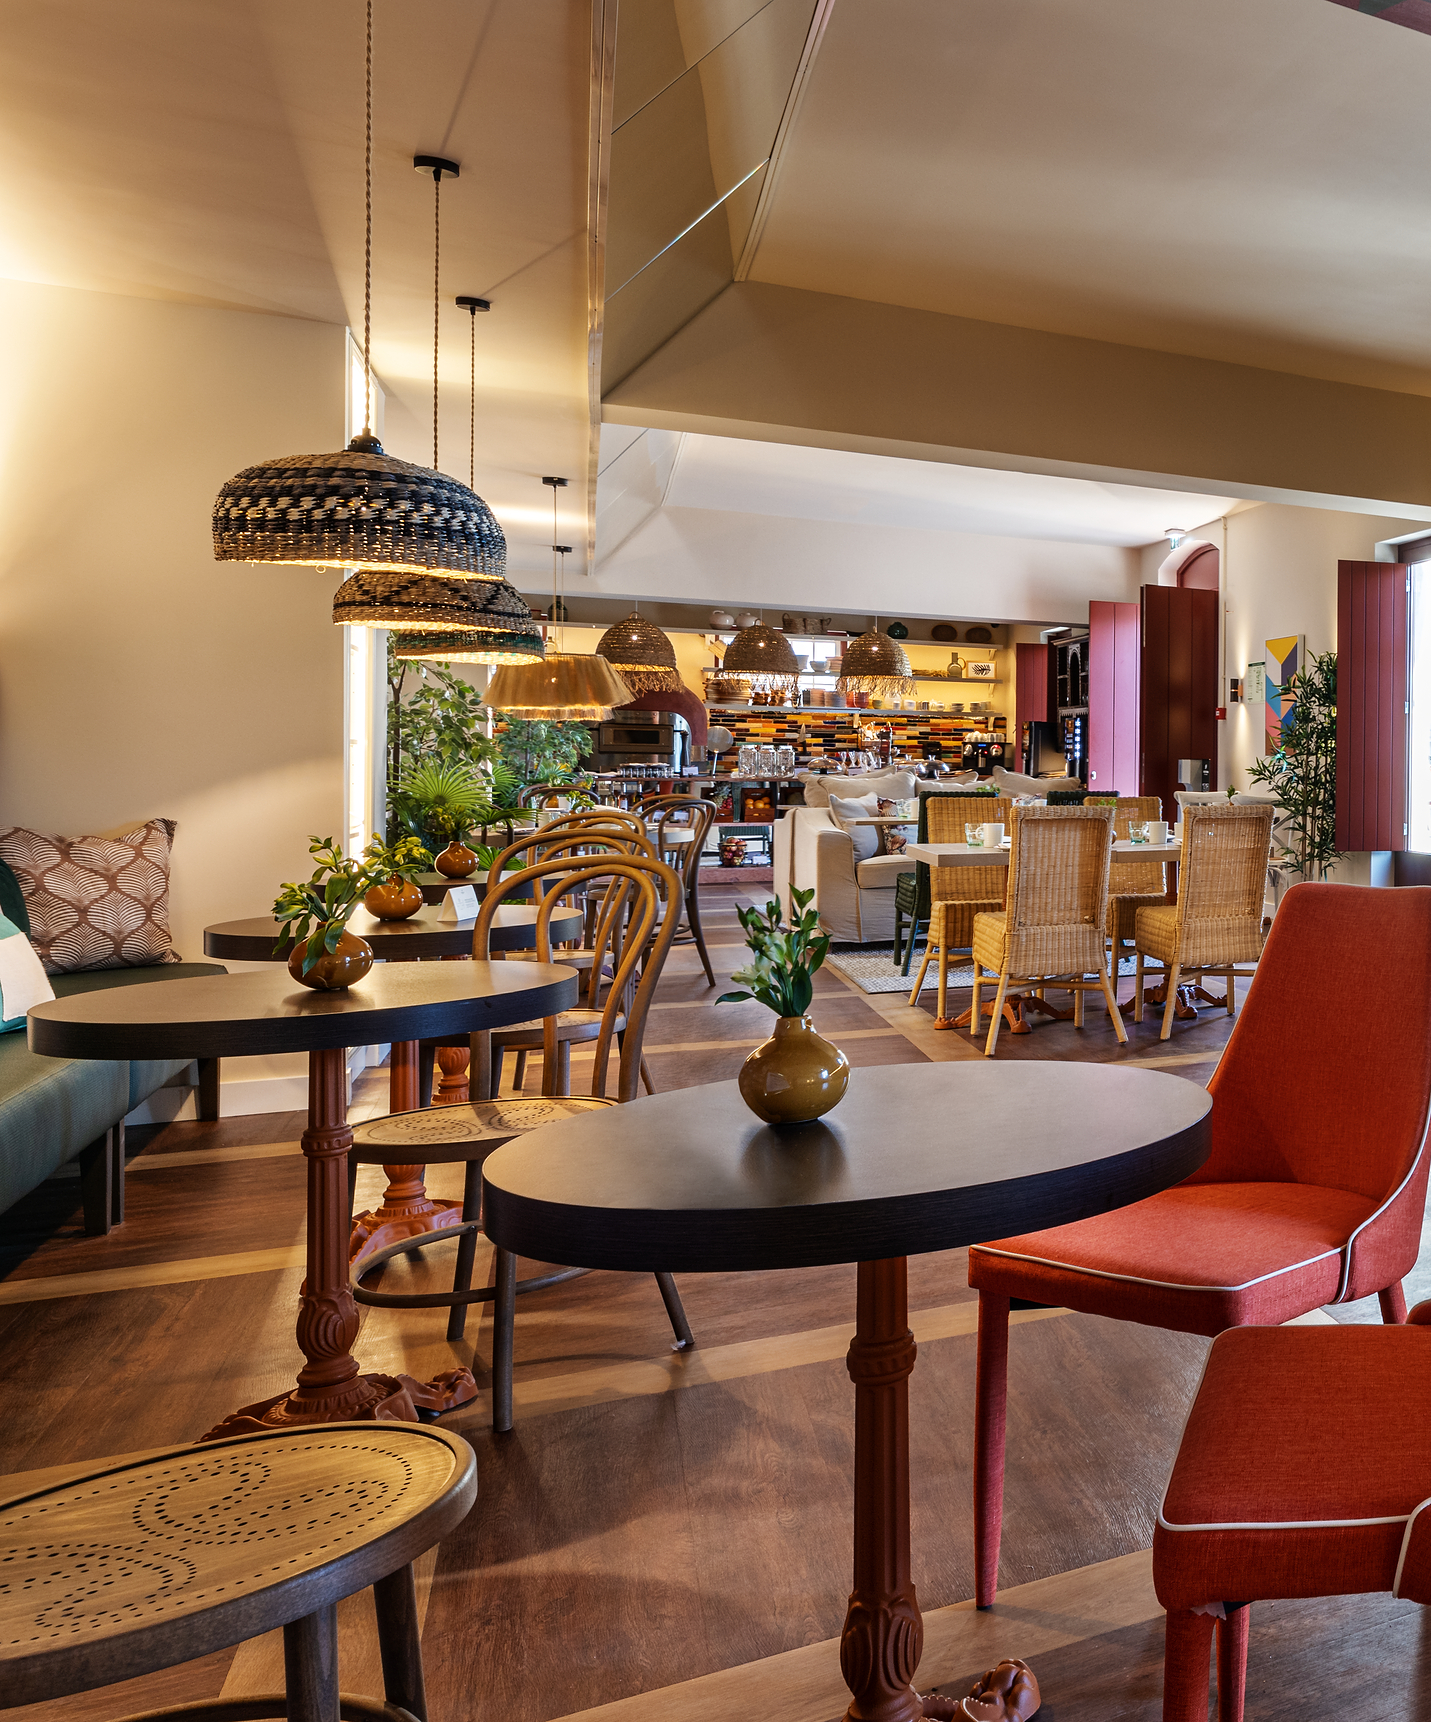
837, 629, 915, 698
595, 611, 685, 695
485, 651, 633, 717
332, 569, 543, 664
723, 621, 800, 702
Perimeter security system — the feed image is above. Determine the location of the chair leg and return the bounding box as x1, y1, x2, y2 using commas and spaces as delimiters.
686, 884, 717, 988
936, 938, 951, 1025
908, 947, 933, 1009
640, 1055, 655, 1094
1162, 1608, 1216, 1722
1073, 981, 1085, 1029
283, 1601, 339, 1722
974, 1291, 1010, 1608
984, 974, 1011, 1057
492, 1245, 518, 1432
892, 903, 906, 968
970, 969, 981, 1037
489, 1047, 504, 1100
1216, 1605, 1249, 1722
900, 915, 926, 977
197, 1056, 220, 1121
1160, 962, 1182, 1040
1224, 967, 1236, 1017
109, 1121, 125, 1226
655, 1272, 693, 1349
1099, 964, 1128, 1044
1380, 1281, 1409, 1324
78, 1129, 114, 1238
373, 1563, 428, 1722
446, 1159, 485, 1344
418, 1042, 437, 1108
511, 1049, 528, 1095
1134, 951, 1146, 1023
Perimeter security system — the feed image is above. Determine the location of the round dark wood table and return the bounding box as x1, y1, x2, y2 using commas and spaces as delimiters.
482, 1060, 1211, 1722
204, 904, 583, 1268
29, 962, 577, 1438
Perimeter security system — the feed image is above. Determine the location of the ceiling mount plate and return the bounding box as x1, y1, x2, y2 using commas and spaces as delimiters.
456, 295, 491, 313
414, 154, 460, 180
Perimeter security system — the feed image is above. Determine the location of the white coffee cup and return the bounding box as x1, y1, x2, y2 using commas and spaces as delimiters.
1148, 820, 1170, 844
981, 822, 1006, 849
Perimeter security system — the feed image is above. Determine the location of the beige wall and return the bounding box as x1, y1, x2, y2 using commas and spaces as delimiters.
0, 279, 346, 965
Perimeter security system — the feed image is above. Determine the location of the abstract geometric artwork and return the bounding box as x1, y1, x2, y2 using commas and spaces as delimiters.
1265, 635, 1305, 756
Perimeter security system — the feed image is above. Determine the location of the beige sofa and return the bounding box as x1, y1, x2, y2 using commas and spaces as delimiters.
772, 770, 923, 942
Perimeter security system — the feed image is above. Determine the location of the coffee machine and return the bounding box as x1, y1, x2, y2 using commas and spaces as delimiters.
960, 735, 1009, 777
582, 712, 692, 776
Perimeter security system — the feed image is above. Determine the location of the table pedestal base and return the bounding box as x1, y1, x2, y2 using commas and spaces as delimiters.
940, 991, 1070, 1037
204, 1045, 478, 1442
349, 1040, 463, 1267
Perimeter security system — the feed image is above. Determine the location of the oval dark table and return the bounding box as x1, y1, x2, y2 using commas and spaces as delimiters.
29, 961, 577, 1438
205, 903, 583, 1269
482, 1060, 1211, 1722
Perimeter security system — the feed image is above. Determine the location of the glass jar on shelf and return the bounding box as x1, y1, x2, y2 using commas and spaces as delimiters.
775, 744, 796, 776
737, 744, 758, 776
756, 744, 778, 776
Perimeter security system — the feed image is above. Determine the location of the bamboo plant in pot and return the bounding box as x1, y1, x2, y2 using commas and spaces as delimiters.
719, 886, 849, 1124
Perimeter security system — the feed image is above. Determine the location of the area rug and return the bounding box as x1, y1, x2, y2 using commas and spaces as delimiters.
825, 946, 1144, 996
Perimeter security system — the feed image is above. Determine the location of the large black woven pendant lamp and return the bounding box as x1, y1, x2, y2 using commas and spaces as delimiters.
723, 617, 800, 703
337, 569, 543, 664
483, 478, 633, 715
595, 609, 684, 695
837, 620, 914, 699
212, 0, 506, 580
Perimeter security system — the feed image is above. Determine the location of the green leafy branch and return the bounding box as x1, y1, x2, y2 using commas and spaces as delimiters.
717, 886, 831, 1018
273, 836, 393, 975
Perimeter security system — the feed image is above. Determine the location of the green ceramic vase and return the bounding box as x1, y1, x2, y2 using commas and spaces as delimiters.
738, 1015, 850, 1125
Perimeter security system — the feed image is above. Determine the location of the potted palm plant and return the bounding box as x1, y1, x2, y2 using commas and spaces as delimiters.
718, 886, 849, 1124
273, 837, 394, 990
396, 759, 493, 879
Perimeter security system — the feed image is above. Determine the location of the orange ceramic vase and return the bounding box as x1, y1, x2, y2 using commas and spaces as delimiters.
287, 929, 374, 991
435, 840, 478, 878
362, 875, 422, 919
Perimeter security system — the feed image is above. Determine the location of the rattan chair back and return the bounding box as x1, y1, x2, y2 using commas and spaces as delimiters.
926, 795, 1012, 909
1003, 804, 1115, 975
475, 853, 680, 1101
1171, 803, 1275, 967
1108, 794, 1168, 914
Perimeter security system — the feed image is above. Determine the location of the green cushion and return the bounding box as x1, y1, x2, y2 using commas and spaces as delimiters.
0, 1032, 130, 1217
0, 859, 28, 937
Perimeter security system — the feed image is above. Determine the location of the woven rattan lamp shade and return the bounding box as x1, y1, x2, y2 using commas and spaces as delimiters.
332, 569, 541, 656
485, 652, 633, 718
723, 621, 800, 701
595, 611, 684, 695
395, 628, 544, 665
837, 629, 914, 698
214, 436, 508, 578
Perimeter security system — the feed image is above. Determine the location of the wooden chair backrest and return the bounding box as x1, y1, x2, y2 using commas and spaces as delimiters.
927, 794, 1012, 907
1003, 805, 1114, 974
640, 796, 715, 889
475, 854, 681, 1102
1175, 804, 1275, 935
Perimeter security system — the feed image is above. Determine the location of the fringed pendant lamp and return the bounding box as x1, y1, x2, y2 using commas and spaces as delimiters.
837, 623, 915, 699
723, 619, 799, 703
595, 610, 685, 696
212, 1, 507, 580
485, 478, 634, 718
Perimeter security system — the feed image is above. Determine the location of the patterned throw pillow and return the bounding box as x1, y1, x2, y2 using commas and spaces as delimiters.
0, 819, 181, 974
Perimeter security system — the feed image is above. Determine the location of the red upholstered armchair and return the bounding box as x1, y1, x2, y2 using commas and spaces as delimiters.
1155, 1306, 1431, 1722
967, 883, 1431, 1608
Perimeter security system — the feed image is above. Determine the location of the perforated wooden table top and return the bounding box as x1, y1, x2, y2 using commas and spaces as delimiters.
0, 1422, 476, 1707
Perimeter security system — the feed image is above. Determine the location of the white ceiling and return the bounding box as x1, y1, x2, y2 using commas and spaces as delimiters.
598, 427, 1236, 551
0, 0, 591, 574
746, 0, 1431, 394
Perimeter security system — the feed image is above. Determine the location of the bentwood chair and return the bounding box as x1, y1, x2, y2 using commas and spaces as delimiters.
1105, 794, 1167, 960
968, 805, 1126, 1056
1134, 803, 1275, 1040
967, 883, 1431, 1609
640, 793, 718, 986
1157, 1308, 1431, 1721
893, 790, 1000, 974
350, 853, 692, 1430
905, 795, 1012, 1024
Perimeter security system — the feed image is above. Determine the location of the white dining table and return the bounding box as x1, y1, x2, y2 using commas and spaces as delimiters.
905, 838, 1180, 867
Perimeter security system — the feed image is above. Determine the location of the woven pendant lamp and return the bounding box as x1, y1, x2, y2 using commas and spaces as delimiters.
333, 569, 543, 663
723, 621, 799, 703
211, 2, 506, 580
837, 628, 914, 698
595, 611, 684, 695
484, 477, 634, 716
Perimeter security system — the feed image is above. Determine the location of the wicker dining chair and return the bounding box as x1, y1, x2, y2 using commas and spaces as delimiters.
892, 790, 1000, 974
969, 805, 1127, 1057
349, 853, 692, 1430
905, 795, 1013, 1024
640, 794, 718, 987
1106, 794, 1168, 958
1134, 803, 1275, 1040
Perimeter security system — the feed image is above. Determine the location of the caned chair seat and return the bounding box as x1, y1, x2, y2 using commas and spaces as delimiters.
1135, 903, 1179, 964
931, 896, 1003, 946
352, 1096, 614, 1163
1107, 890, 1165, 946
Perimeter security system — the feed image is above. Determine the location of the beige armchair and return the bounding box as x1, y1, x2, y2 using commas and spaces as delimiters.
773, 805, 913, 941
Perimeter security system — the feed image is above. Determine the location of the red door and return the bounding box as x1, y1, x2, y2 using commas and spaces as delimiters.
1088, 601, 1139, 797
1336, 561, 1407, 852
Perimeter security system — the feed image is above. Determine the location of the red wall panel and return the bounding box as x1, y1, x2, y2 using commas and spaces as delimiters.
1336, 561, 1408, 851
1140, 586, 1218, 819
1013, 642, 1050, 771
1088, 601, 1139, 797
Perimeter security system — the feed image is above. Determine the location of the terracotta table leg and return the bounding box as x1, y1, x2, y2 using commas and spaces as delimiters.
203, 1045, 476, 1438
348, 1038, 464, 1265
841, 1257, 926, 1722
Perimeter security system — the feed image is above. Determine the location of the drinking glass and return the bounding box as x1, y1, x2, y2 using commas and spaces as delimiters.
965, 823, 984, 847
1130, 821, 1149, 844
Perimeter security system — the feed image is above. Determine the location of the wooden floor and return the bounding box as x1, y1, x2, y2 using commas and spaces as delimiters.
0, 884, 1424, 1721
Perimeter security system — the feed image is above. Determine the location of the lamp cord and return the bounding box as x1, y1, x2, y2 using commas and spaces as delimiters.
432, 170, 441, 470
468, 302, 476, 489
362, 0, 373, 436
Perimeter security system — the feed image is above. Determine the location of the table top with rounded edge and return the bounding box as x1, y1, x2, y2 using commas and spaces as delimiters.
203, 902, 584, 963
482, 1061, 1211, 1273
0, 1422, 476, 1707
27, 960, 579, 1062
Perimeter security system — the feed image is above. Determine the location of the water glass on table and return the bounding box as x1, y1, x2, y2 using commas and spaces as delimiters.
965, 822, 985, 847
1130, 820, 1150, 843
